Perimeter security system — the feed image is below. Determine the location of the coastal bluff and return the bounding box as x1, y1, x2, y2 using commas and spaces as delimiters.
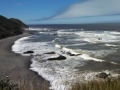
0, 15, 28, 39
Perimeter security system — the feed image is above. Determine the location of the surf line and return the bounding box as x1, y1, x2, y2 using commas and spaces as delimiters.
55, 44, 118, 65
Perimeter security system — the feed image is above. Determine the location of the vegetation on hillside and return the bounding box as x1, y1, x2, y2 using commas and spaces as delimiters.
1, 77, 120, 90
71, 77, 120, 90
0, 77, 49, 90
0, 15, 28, 39
10, 18, 28, 28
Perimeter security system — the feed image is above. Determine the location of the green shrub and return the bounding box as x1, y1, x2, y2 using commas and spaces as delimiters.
0, 77, 19, 90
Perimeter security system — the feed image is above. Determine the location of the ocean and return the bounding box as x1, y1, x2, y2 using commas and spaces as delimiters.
12, 24, 120, 90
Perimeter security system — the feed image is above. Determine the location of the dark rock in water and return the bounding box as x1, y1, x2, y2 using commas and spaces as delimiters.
67, 52, 76, 56
23, 51, 34, 54
96, 72, 110, 79
45, 52, 55, 54
67, 52, 81, 56
48, 55, 66, 61
61, 51, 65, 54
54, 33, 57, 35
34, 54, 41, 56
98, 38, 102, 40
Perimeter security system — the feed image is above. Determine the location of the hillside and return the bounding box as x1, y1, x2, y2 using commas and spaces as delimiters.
10, 18, 28, 28
0, 15, 28, 39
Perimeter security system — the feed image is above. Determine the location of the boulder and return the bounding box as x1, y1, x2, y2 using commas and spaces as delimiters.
44, 52, 55, 54
23, 51, 34, 54
54, 33, 57, 35
67, 52, 81, 56
96, 72, 110, 79
48, 55, 66, 61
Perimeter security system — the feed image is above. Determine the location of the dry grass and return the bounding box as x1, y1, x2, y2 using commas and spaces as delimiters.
18, 79, 48, 90
0, 76, 49, 90
71, 77, 120, 90
1, 75, 120, 90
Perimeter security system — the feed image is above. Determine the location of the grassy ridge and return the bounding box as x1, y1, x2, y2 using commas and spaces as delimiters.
71, 77, 120, 90
1, 76, 120, 90
0, 77, 49, 90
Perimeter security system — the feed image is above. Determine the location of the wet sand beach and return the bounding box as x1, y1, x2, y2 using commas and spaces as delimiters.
0, 32, 50, 90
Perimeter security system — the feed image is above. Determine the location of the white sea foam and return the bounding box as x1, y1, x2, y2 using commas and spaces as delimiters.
80, 54, 104, 62
27, 27, 45, 31
39, 32, 56, 35
12, 36, 30, 54
56, 43, 119, 65
55, 44, 63, 49
30, 62, 99, 90
30, 59, 119, 90
75, 49, 116, 58
55, 44, 116, 64
67, 38, 83, 41
26, 27, 55, 32
75, 31, 120, 44
55, 44, 80, 55
12, 35, 58, 56
84, 38, 101, 44
64, 43, 87, 46
57, 31, 75, 35
105, 44, 119, 47
110, 31, 120, 35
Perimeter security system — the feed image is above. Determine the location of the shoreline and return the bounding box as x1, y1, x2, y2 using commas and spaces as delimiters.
0, 31, 50, 90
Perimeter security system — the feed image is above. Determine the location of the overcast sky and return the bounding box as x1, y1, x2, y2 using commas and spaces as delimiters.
1, 0, 120, 24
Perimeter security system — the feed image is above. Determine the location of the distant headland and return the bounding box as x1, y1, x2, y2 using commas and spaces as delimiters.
0, 15, 28, 39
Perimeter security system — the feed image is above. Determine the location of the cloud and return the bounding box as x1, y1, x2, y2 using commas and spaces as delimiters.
34, 0, 120, 21
30, 16, 55, 21
53, 0, 120, 19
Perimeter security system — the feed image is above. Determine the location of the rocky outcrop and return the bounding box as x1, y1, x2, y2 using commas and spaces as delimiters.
96, 72, 111, 79
48, 55, 66, 61
23, 51, 34, 54
67, 52, 81, 56
0, 15, 28, 39
44, 52, 55, 54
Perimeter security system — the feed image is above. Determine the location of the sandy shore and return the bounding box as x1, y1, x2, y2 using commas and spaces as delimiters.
0, 32, 50, 90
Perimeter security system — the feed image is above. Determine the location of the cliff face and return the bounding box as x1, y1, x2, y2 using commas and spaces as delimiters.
0, 15, 28, 39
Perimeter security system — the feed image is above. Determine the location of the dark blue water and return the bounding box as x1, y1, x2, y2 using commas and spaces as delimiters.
29, 23, 120, 31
